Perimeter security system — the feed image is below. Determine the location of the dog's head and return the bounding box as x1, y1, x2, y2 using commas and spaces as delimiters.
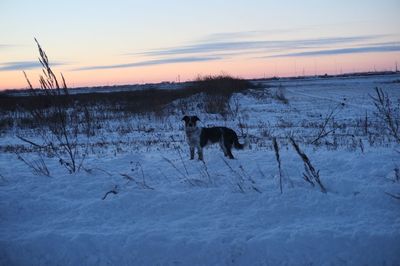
182, 115, 200, 130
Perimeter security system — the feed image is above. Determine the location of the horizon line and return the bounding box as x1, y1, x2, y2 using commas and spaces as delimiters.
2, 69, 399, 91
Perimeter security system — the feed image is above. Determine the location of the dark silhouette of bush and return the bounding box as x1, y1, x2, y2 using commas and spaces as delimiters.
185, 74, 255, 116
1, 74, 255, 118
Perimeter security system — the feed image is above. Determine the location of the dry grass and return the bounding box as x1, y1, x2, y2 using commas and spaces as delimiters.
289, 137, 327, 193
1, 74, 255, 123
17, 39, 93, 173
370, 87, 400, 143
272, 137, 283, 194
185, 74, 256, 116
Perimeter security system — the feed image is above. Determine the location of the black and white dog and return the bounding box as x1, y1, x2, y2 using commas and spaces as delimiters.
182, 115, 248, 160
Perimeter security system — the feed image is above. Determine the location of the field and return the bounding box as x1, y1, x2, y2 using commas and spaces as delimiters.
1, 73, 399, 265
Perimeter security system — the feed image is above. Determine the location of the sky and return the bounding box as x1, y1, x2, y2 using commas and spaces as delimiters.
0, 0, 399, 90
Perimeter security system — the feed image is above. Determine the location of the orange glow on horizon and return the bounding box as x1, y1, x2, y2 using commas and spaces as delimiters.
1, 52, 399, 90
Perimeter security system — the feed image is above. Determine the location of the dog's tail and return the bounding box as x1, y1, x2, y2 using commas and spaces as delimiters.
233, 134, 250, 150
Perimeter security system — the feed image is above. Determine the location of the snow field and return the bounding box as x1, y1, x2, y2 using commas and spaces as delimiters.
1, 74, 400, 265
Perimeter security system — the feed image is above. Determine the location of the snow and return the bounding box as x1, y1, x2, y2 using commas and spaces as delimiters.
1, 74, 400, 265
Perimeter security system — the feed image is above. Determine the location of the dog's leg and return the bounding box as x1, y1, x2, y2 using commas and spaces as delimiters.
219, 140, 228, 157
226, 148, 234, 159
190, 146, 195, 160
224, 140, 235, 159
197, 146, 204, 161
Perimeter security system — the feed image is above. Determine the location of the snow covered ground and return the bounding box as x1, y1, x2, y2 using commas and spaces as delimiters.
1, 74, 400, 265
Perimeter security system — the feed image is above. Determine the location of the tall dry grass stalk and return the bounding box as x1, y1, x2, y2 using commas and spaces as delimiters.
272, 137, 283, 194
289, 137, 327, 193
370, 87, 400, 143
311, 102, 343, 145
20, 38, 92, 173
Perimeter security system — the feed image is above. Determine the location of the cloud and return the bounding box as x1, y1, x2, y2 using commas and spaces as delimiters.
75, 56, 221, 71
0, 61, 66, 71
87, 33, 393, 72
133, 35, 385, 57
110, 32, 395, 73
200, 29, 302, 42
0, 44, 15, 49
267, 45, 400, 57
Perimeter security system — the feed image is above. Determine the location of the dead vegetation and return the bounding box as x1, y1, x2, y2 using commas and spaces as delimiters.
1, 74, 255, 126
273, 85, 289, 104
310, 102, 344, 145
188, 74, 255, 116
370, 87, 400, 143
18, 39, 92, 173
1, 40, 399, 197
290, 137, 327, 193
272, 137, 283, 194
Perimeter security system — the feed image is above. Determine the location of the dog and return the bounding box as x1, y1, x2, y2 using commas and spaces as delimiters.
182, 115, 248, 160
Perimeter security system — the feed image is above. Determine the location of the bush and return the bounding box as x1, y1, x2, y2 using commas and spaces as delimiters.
187, 74, 255, 116
2, 74, 255, 121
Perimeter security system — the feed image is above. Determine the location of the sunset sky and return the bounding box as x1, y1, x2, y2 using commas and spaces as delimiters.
1, 0, 399, 90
